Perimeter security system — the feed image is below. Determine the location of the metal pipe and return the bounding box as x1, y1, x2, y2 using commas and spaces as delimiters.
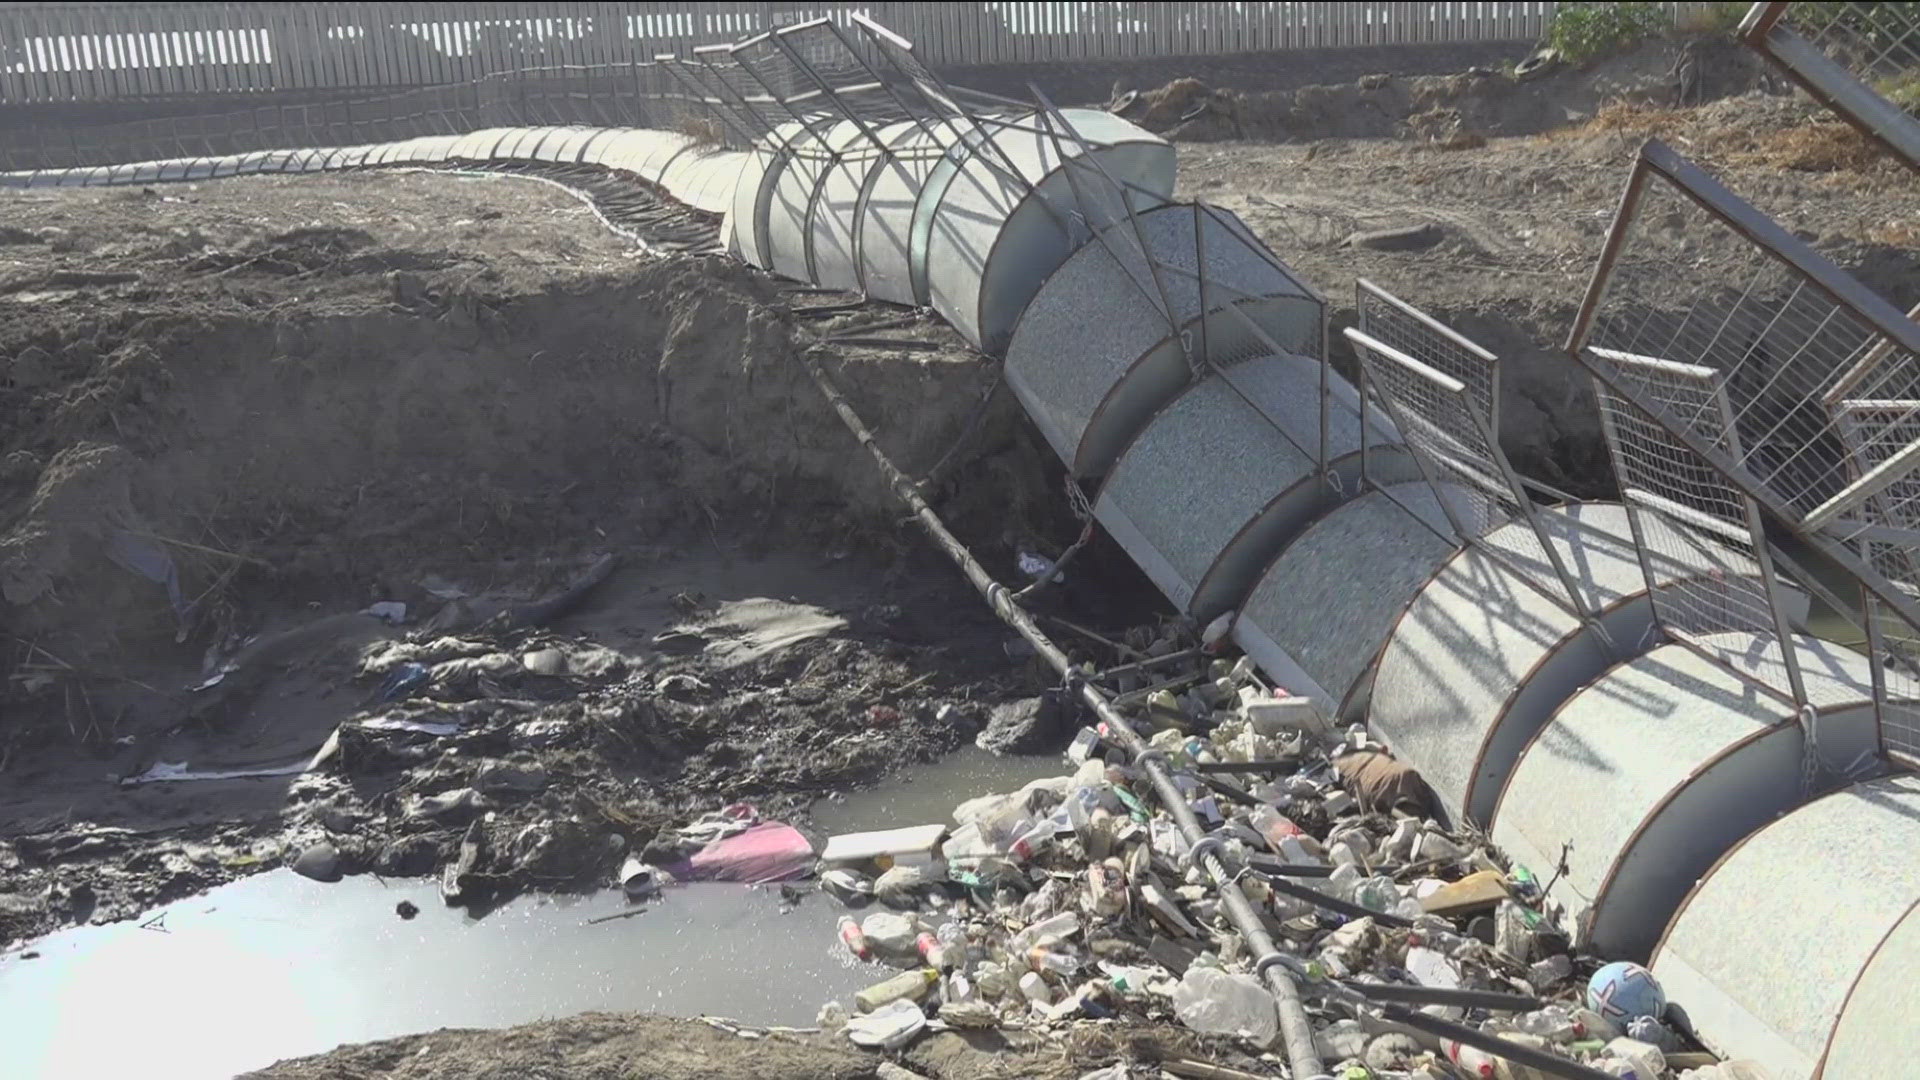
800, 347, 1619, 1080
793, 346, 1330, 1079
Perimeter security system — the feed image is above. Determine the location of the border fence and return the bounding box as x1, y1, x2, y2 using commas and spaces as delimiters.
0, 2, 1724, 105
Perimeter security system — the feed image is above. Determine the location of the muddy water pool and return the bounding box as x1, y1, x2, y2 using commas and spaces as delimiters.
0, 747, 1069, 1079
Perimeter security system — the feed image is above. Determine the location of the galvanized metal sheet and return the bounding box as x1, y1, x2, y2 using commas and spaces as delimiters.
1652, 774, 1920, 1078
1005, 203, 1323, 479
854, 119, 962, 306
807, 123, 891, 293
679, 152, 747, 217
726, 147, 778, 267
1232, 481, 1493, 719
1370, 502, 1809, 828
923, 109, 1176, 354
1820, 900, 1920, 1079
1094, 352, 1413, 625
764, 120, 847, 285
1494, 632, 1880, 961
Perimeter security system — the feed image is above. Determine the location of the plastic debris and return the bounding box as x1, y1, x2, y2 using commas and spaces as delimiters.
844, 999, 925, 1049
792, 640, 1713, 1075
1171, 967, 1277, 1047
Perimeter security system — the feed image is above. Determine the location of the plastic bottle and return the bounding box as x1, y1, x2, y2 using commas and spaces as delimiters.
1603, 1037, 1666, 1079
1026, 944, 1079, 976
1443, 1039, 1498, 1079
1514, 1005, 1584, 1042
1248, 804, 1304, 851
854, 967, 938, 1013
1570, 1007, 1620, 1041
1008, 819, 1055, 862
1010, 911, 1079, 953
915, 932, 949, 970
837, 915, 871, 961
1018, 970, 1055, 1005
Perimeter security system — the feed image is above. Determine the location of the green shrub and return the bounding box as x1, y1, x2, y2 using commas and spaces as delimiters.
1547, 2, 1673, 63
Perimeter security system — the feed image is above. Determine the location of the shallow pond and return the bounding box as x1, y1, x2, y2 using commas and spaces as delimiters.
0, 745, 1071, 1079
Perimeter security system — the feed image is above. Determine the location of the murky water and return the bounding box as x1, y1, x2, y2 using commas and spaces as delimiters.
809, 745, 1072, 835
0, 745, 1071, 1080
0, 875, 874, 1080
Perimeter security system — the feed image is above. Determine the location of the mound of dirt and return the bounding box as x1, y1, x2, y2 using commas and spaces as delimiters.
0, 169, 1092, 946
1114, 34, 1777, 144
1176, 92, 1920, 494
0, 173, 1048, 706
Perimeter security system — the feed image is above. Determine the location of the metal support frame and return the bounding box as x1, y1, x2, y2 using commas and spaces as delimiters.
1566, 139, 1920, 642
1589, 345, 1810, 708
1025, 85, 1185, 362
1350, 328, 1615, 650
1739, 2, 1920, 173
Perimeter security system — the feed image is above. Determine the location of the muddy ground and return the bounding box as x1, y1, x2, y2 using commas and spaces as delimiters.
0, 171, 1098, 948
2, 34, 1916, 1080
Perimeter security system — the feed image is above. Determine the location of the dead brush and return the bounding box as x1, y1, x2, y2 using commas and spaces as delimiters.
676, 115, 726, 148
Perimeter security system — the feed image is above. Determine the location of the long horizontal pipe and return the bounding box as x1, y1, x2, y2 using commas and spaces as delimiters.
799, 347, 1619, 1080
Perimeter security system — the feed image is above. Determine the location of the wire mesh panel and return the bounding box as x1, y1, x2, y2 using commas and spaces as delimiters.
1588, 345, 1807, 702
1831, 399, 1920, 763
1574, 141, 1920, 528
1742, 1, 1920, 169
1345, 289, 1615, 630
1357, 278, 1499, 436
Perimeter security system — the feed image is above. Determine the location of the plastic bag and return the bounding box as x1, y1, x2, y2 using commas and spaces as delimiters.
1171, 967, 1278, 1047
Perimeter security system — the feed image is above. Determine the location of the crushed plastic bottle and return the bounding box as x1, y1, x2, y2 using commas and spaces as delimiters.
854, 967, 937, 1013
1018, 970, 1055, 1005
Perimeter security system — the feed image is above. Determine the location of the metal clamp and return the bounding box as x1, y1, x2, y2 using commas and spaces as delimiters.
1254, 950, 1299, 982
1186, 835, 1227, 872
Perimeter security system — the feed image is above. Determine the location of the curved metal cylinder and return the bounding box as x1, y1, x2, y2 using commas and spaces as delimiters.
1005, 203, 1324, 479
1368, 502, 1812, 828
1493, 632, 1880, 961
922, 108, 1175, 354
1652, 773, 1920, 1078
1231, 480, 1495, 717
762, 120, 849, 284
1093, 353, 1415, 627
853, 119, 964, 305
804, 119, 894, 293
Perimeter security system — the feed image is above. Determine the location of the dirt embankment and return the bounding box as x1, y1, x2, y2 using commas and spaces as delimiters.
1114, 34, 1776, 143
0, 170, 1073, 945
1173, 88, 1919, 492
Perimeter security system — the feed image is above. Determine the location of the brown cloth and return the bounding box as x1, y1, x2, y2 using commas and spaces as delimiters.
1334, 750, 1433, 816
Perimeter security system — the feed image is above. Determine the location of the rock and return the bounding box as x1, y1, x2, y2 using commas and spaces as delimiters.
409, 787, 488, 825
317, 803, 358, 834
473, 758, 547, 798
375, 836, 441, 876
511, 717, 573, 749
7, 345, 54, 388
862, 911, 919, 955
521, 647, 566, 676
974, 694, 1068, 755
874, 864, 927, 907
291, 842, 343, 882
1342, 222, 1443, 251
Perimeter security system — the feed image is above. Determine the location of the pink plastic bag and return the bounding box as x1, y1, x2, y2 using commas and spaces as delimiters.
682, 822, 814, 883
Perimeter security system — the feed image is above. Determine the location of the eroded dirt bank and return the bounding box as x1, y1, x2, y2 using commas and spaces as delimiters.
0, 171, 1075, 946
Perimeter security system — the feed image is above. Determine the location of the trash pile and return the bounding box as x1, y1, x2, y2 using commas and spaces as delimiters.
801, 651, 1770, 1080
